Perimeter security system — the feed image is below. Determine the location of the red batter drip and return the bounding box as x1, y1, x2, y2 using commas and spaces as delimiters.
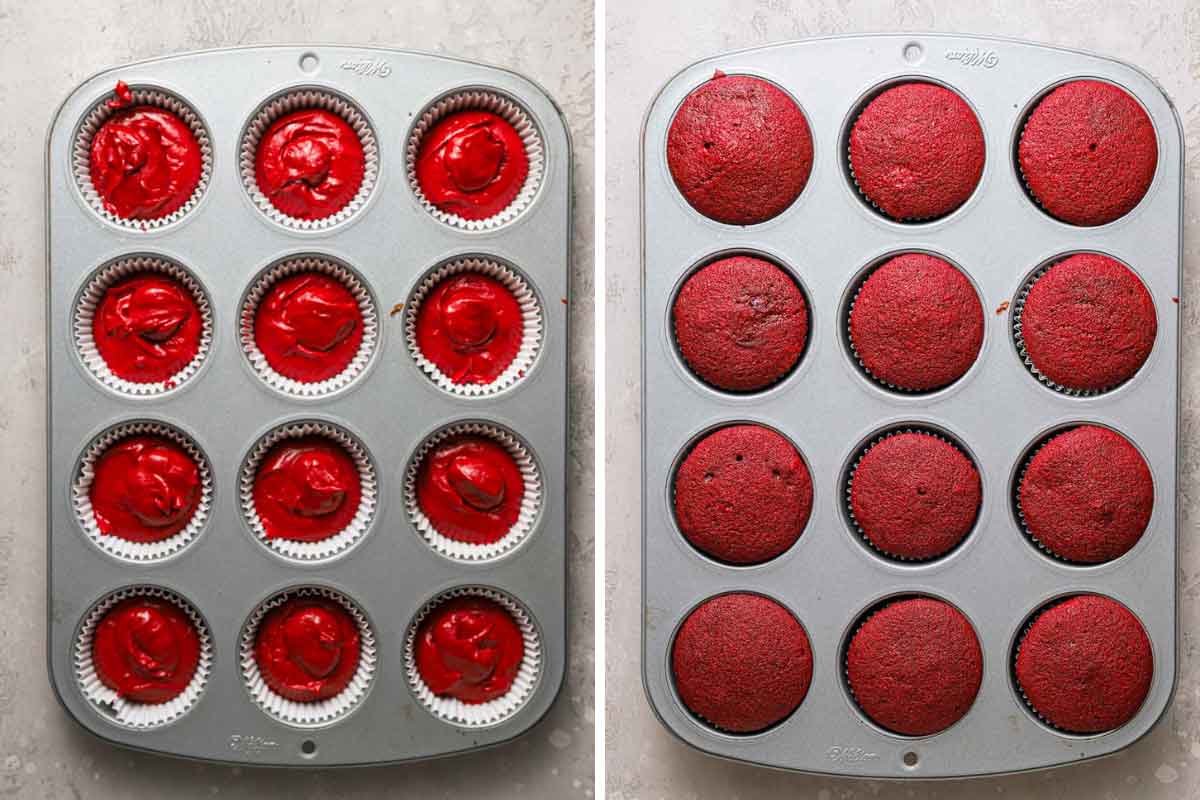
254, 597, 361, 703
414, 272, 524, 385
252, 436, 361, 542
415, 596, 524, 704
93, 273, 202, 384
89, 82, 202, 220
89, 434, 201, 543
416, 435, 524, 545
254, 109, 365, 220
92, 596, 201, 704
254, 273, 363, 383
415, 110, 529, 220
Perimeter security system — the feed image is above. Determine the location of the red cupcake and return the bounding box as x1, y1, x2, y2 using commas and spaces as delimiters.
254, 108, 365, 220
415, 434, 525, 546
413, 271, 525, 387
254, 596, 361, 703
252, 435, 362, 543
415, 596, 525, 704
415, 110, 529, 221
846, 597, 982, 736
1019, 80, 1157, 226
1015, 595, 1152, 733
92, 595, 201, 704
667, 72, 813, 225
89, 434, 202, 544
672, 593, 812, 733
92, 272, 204, 385
1019, 426, 1152, 563
253, 272, 364, 384
673, 255, 808, 392
674, 425, 812, 564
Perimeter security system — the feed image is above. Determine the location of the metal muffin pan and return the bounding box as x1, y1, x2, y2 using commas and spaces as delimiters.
641, 34, 1180, 779
47, 45, 570, 766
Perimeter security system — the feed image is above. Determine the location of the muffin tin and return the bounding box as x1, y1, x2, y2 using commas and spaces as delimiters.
641, 34, 1180, 778
47, 45, 570, 766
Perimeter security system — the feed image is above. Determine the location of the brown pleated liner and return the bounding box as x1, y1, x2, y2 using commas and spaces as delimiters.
74, 256, 214, 397
72, 85, 213, 231
404, 586, 542, 728
239, 421, 377, 563
239, 256, 378, 399
239, 89, 379, 231
845, 274, 947, 394
72, 421, 213, 563
240, 586, 377, 728
74, 586, 213, 729
404, 258, 543, 397
404, 422, 541, 562
405, 89, 545, 231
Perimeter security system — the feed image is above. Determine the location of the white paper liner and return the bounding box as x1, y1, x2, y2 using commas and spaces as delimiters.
239, 89, 379, 231
240, 421, 377, 562
405, 422, 541, 562
240, 586, 376, 727
406, 90, 545, 231
74, 256, 214, 397
72, 85, 212, 231
74, 586, 212, 729
239, 257, 378, 398
404, 586, 542, 727
405, 258, 543, 397
72, 421, 213, 562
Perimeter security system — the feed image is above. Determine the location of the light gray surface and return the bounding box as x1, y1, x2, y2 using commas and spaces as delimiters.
0, 0, 594, 797
607, 1, 1200, 797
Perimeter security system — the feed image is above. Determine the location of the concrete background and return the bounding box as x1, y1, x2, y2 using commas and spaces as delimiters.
605, 1, 1200, 798
0, 1, 594, 798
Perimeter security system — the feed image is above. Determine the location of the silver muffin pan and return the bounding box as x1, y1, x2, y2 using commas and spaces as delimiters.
641, 34, 1180, 779
46, 45, 570, 766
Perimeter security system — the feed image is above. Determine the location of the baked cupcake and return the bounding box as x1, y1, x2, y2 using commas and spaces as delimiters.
413, 272, 524, 386
92, 595, 202, 704
1016, 253, 1156, 393
1015, 595, 1152, 733
667, 72, 813, 225
1019, 426, 1152, 563
1018, 80, 1157, 226
415, 111, 529, 221
849, 253, 983, 390
415, 434, 525, 546
674, 425, 812, 564
252, 435, 363, 543
415, 596, 525, 703
672, 593, 812, 733
846, 597, 982, 736
849, 432, 980, 560
89, 434, 202, 544
253, 272, 365, 383
254, 108, 365, 220
673, 255, 808, 392
849, 82, 984, 220
254, 596, 361, 702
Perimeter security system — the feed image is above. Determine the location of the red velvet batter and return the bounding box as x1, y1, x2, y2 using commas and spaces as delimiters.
849, 82, 984, 220
1020, 426, 1152, 563
1016, 595, 1152, 733
1020, 253, 1156, 392
416, 110, 529, 221
254, 273, 363, 383
846, 598, 982, 736
93, 273, 202, 384
667, 72, 813, 225
1019, 80, 1157, 226
93, 596, 200, 704
416, 435, 523, 545
414, 272, 524, 385
255, 109, 364, 220
89, 434, 201, 543
672, 255, 808, 392
415, 596, 524, 703
850, 253, 983, 390
674, 425, 812, 564
671, 593, 812, 733
252, 436, 361, 542
254, 597, 360, 702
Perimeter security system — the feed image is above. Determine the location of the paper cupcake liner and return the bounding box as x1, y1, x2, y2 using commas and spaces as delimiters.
239, 89, 379, 231
240, 586, 377, 727
845, 275, 931, 394
74, 586, 212, 729
72, 85, 213, 231
404, 586, 542, 727
406, 90, 545, 231
74, 256, 214, 397
240, 421, 377, 562
72, 421, 213, 562
405, 258, 543, 397
1013, 426, 1101, 565
1012, 596, 1095, 735
239, 257, 378, 398
405, 422, 542, 562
